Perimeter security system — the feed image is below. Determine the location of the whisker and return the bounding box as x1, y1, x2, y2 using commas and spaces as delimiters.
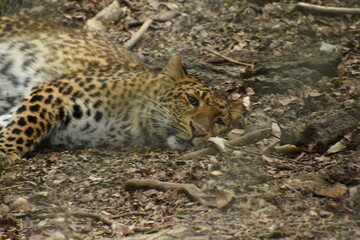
133, 99, 171, 119
133, 97, 178, 124
126, 109, 179, 133
143, 97, 178, 120
127, 108, 170, 123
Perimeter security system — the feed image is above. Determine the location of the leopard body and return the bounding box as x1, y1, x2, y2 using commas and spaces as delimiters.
0, 17, 244, 167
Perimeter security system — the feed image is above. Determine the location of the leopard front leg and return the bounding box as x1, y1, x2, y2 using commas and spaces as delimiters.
0, 83, 65, 167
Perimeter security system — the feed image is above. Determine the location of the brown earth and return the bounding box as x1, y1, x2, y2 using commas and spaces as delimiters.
1, 0, 360, 239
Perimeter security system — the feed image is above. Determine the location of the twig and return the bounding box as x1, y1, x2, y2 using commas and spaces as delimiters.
132, 224, 174, 234
203, 47, 254, 67
124, 179, 213, 206
72, 212, 115, 226
36, 211, 118, 227
111, 211, 149, 219
182, 128, 272, 159
291, 2, 360, 15
124, 19, 153, 50
0, 185, 21, 191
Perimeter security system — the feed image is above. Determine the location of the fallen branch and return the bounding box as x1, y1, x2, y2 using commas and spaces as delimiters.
124, 19, 153, 50
84, 1, 125, 32
34, 211, 132, 234
120, 225, 191, 240
291, 2, 360, 15
111, 211, 149, 219
72, 212, 115, 226
203, 47, 254, 68
183, 128, 272, 159
0, 185, 21, 191
36, 211, 117, 226
124, 179, 213, 206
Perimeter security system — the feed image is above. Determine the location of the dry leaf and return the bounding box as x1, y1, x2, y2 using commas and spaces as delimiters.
326, 140, 347, 154
10, 197, 32, 212
208, 137, 228, 153
271, 122, 281, 138
313, 182, 348, 199
274, 144, 304, 154
22, 217, 34, 229
285, 174, 348, 199
210, 170, 223, 176
216, 189, 235, 208
242, 96, 251, 110
28, 234, 46, 240
47, 231, 66, 240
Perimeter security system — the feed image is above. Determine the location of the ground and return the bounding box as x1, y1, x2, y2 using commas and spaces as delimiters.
1, 0, 360, 239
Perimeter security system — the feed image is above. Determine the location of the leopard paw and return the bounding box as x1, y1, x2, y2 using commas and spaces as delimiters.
0, 152, 20, 168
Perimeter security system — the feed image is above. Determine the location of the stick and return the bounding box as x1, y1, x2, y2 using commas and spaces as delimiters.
291, 2, 360, 15
111, 211, 149, 218
0, 185, 21, 191
124, 19, 153, 50
183, 128, 272, 159
124, 179, 212, 206
72, 212, 115, 226
203, 47, 254, 67
36, 211, 117, 226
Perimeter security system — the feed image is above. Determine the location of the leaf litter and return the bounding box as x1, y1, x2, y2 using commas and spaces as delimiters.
1, 0, 360, 239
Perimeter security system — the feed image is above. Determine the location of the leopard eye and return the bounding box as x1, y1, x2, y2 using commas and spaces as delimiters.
188, 96, 199, 107
215, 118, 225, 125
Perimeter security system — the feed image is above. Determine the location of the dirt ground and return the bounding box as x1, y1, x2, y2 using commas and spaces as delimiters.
1, 0, 360, 239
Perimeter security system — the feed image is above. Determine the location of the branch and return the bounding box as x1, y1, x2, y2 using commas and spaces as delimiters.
0, 185, 21, 191
34, 211, 132, 234
291, 2, 360, 15
124, 19, 153, 50
124, 179, 213, 206
72, 212, 115, 226
183, 128, 272, 159
203, 47, 254, 68
84, 1, 125, 32
36, 212, 117, 226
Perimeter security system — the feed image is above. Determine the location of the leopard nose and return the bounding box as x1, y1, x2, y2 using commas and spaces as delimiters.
191, 122, 207, 138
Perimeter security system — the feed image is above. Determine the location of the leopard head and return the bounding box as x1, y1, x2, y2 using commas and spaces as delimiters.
147, 56, 244, 150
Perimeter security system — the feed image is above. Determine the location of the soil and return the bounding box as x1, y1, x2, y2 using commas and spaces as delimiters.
1, 0, 360, 239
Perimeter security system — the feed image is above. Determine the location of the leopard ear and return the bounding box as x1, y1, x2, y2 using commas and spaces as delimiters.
165, 56, 188, 81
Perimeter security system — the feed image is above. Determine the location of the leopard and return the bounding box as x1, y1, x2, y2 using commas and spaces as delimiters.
0, 16, 244, 167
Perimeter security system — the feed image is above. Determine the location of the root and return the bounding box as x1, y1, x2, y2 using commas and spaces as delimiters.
124, 179, 213, 206
291, 2, 360, 15
183, 128, 272, 159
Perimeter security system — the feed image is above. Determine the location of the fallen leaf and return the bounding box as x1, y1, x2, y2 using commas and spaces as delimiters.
271, 122, 281, 138
285, 174, 348, 198
22, 217, 34, 229
277, 96, 297, 106
28, 234, 46, 240
326, 140, 347, 154
88, 176, 102, 181
208, 137, 228, 153
216, 189, 235, 208
274, 144, 304, 154
242, 96, 251, 110
210, 170, 223, 176
313, 182, 348, 199
10, 197, 32, 212
113, 223, 134, 237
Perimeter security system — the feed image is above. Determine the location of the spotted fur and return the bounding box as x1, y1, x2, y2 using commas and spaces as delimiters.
0, 17, 244, 167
